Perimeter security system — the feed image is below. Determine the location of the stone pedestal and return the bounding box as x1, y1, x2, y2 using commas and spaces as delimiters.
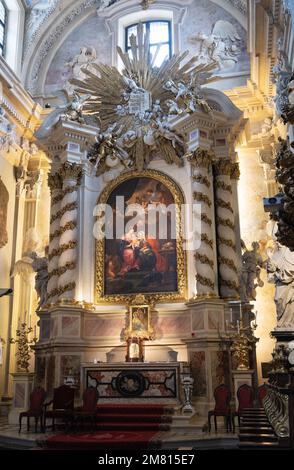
232, 369, 254, 404
8, 372, 34, 425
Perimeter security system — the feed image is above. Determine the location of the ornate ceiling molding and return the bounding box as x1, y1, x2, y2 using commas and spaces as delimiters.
22, 0, 248, 96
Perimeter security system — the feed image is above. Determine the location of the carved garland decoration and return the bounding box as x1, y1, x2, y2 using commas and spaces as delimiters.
95, 169, 187, 304
193, 191, 212, 207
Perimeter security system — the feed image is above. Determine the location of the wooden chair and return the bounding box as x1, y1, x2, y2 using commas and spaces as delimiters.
258, 384, 267, 407
71, 386, 99, 432
43, 385, 75, 431
19, 386, 46, 433
232, 384, 254, 431
208, 384, 232, 432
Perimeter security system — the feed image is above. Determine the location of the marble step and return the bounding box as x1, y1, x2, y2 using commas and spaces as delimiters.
239, 441, 280, 449
239, 426, 274, 434
239, 433, 277, 442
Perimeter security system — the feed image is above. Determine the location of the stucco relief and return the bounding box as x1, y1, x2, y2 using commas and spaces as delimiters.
182, 0, 249, 75
44, 14, 111, 95
0, 177, 9, 249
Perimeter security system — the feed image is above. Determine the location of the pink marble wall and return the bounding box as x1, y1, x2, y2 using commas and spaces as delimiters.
13, 383, 26, 408
51, 317, 58, 338
62, 316, 80, 337
192, 313, 204, 330
211, 350, 230, 392
84, 317, 125, 338
190, 351, 207, 397
155, 315, 191, 337
208, 310, 221, 330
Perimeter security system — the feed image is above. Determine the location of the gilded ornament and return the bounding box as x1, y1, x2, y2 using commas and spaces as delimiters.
200, 233, 213, 249
48, 240, 78, 261
194, 252, 214, 268
193, 174, 211, 188
193, 191, 212, 207
187, 148, 214, 169
213, 159, 232, 176
196, 273, 215, 289
215, 198, 234, 213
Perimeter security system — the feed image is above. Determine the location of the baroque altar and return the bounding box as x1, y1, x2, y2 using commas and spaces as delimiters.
32, 24, 256, 416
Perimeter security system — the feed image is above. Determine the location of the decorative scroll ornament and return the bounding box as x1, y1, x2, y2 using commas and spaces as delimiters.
70, 23, 217, 174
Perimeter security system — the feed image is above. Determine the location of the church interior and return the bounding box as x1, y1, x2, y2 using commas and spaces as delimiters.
0, 0, 294, 454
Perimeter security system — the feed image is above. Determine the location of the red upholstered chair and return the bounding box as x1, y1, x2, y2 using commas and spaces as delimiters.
208, 384, 232, 432
43, 385, 75, 431
258, 384, 267, 407
71, 387, 99, 432
232, 384, 254, 431
19, 387, 46, 433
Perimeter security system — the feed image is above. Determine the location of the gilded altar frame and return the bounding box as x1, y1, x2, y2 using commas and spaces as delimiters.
94, 169, 187, 304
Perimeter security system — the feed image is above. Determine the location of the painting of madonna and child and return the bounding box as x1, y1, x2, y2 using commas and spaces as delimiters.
104, 176, 179, 296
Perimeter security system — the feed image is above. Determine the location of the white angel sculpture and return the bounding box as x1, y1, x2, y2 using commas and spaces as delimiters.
12, 229, 49, 309
189, 20, 241, 71
35, 91, 90, 140
267, 220, 294, 329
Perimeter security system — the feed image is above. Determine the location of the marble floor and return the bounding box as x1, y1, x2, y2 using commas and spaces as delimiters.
0, 416, 239, 450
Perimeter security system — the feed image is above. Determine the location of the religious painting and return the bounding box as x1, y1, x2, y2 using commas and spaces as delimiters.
95, 170, 186, 303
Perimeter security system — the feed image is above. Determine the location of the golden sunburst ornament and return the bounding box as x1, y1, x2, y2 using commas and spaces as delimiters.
70, 23, 217, 174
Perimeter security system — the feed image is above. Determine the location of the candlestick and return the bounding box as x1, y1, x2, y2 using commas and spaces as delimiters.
239, 303, 242, 320
237, 320, 240, 334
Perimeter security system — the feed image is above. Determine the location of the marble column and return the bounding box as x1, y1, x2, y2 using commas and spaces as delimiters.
214, 159, 239, 299
57, 162, 82, 302
188, 149, 217, 297
47, 173, 63, 304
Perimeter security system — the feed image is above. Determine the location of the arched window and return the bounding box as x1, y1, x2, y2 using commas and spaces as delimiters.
0, 1, 7, 56
125, 20, 172, 68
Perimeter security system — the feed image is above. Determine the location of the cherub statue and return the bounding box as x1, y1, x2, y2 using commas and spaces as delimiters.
88, 123, 130, 175
240, 240, 265, 301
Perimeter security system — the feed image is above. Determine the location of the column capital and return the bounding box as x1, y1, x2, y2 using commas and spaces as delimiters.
230, 162, 240, 180
60, 162, 83, 185
187, 148, 214, 169
48, 173, 63, 192
213, 159, 232, 176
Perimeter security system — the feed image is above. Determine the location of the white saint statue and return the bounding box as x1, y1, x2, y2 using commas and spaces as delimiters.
267, 219, 294, 329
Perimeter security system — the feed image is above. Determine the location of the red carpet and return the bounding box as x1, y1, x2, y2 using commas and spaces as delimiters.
40, 404, 173, 450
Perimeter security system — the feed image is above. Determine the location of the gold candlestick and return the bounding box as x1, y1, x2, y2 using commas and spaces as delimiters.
231, 319, 253, 370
